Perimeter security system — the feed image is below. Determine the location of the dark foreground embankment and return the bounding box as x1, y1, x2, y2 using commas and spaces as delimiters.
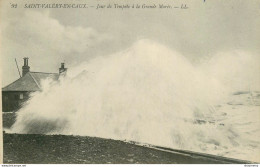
3, 133, 251, 164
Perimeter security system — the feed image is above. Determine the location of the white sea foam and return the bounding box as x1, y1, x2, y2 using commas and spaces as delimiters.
11, 40, 260, 162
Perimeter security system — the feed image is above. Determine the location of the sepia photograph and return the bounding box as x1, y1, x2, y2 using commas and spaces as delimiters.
0, 0, 259, 164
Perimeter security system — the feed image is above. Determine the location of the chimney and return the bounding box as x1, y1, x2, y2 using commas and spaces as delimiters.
22, 57, 30, 76
59, 62, 67, 76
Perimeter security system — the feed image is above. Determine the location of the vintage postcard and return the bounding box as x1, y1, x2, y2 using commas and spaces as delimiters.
0, 0, 259, 164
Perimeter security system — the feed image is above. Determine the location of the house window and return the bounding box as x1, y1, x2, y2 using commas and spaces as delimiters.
20, 93, 24, 100
14, 94, 19, 100
4, 96, 8, 100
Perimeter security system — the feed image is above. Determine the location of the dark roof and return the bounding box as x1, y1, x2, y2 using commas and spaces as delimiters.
2, 72, 59, 92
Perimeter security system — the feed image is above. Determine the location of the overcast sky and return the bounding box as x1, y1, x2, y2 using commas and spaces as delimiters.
1, 0, 259, 86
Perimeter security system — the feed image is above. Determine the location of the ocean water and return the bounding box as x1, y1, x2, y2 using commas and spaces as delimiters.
10, 40, 260, 162
197, 91, 260, 162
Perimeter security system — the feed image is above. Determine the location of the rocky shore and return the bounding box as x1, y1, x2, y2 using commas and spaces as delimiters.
3, 133, 250, 164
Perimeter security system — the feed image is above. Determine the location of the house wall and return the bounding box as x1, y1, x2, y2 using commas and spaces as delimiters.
2, 91, 31, 112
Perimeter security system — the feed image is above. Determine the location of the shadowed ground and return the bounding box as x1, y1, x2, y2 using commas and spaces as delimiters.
3, 133, 251, 164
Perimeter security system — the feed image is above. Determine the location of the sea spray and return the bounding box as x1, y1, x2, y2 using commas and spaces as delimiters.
11, 40, 260, 162
199, 50, 260, 92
